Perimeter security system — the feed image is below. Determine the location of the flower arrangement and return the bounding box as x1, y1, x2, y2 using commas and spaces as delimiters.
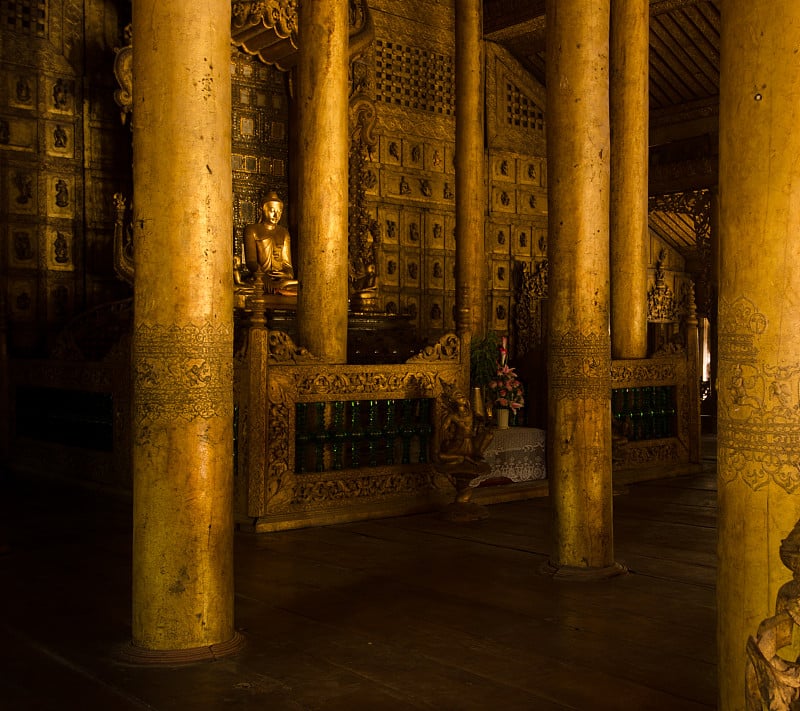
488, 336, 525, 412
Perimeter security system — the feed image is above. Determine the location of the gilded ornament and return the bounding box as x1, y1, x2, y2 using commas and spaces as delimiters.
406, 334, 460, 362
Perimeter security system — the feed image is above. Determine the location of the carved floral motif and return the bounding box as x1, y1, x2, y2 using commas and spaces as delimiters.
718, 297, 800, 494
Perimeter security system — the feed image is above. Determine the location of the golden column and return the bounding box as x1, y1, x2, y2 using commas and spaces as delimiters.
609, 0, 649, 360
455, 0, 487, 336
545, 0, 622, 578
128, 0, 240, 660
296, 0, 350, 363
718, 2, 800, 706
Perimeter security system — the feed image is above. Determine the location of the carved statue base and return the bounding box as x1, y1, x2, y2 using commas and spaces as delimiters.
435, 461, 491, 522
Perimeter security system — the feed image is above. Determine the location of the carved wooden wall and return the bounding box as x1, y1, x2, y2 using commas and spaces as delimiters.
1, 0, 131, 356
230, 50, 290, 265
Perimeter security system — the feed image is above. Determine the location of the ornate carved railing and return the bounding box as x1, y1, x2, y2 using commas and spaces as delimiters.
235, 320, 469, 531
611, 350, 700, 470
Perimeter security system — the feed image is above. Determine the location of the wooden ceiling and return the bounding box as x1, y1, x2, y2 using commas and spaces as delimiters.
484, 0, 720, 122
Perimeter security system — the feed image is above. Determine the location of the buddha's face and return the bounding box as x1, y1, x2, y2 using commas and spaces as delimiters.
263, 200, 283, 225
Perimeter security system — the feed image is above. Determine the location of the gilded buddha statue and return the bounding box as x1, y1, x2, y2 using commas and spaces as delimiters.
242, 192, 298, 296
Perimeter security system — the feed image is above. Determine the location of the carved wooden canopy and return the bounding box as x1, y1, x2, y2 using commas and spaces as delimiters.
231, 1, 299, 70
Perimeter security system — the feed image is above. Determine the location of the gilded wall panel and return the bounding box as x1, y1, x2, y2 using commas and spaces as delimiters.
489, 223, 511, 255
6, 71, 37, 110
511, 223, 532, 258
400, 250, 421, 289
45, 120, 74, 157
6, 166, 38, 215
46, 174, 75, 217
491, 294, 511, 332
518, 187, 547, 216
424, 214, 445, 252
425, 252, 445, 291
0, 116, 37, 151
492, 185, 516, 214
46, 226, 74, 271
491, 258, 511, 292
8, 278, 37, 321
400, 208, 422, 247
47, 279, 74, 324
7, 224, 38, 268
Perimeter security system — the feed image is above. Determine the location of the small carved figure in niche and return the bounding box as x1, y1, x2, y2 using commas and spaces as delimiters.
529, 194, 537, 208
443, 182, 454, 200
433, 223, 443, 240
386, 301, 398, 314
387, 259, 397, 275
497, 266, 506, 282
364, 170, 377, 189
528, 163, 537, 179
53, 79, 69, 110
500, 159, 509, 176
409, 222, 419, 242
389, 141, 400, 160
433, 262, 443, 279
419, 179, 432, 197
411, 144, 421, 162
520, 232, 527, 247
13, 232, 32, 261
407, 302, 417, 318
55, 179, 69, 208
0, 119, 9, 145
431, 303, 442, 320
53, 125, 68, 148
386, 220, 397, 238
408, 262, 418, 280
16, 292, 31, 311
500, 191, 510, 206
243, 192, 298, 294
497, 230, 506, 245
436, 385, 492, 466
16, 76, 32, 104
54, 232, 69, 263
432, 149, 442, 167
350, 263, 379, 312
496, 304, 507, 320
399, 175, 411, 195
538, 235, 547, 253
14, 172, 33, 204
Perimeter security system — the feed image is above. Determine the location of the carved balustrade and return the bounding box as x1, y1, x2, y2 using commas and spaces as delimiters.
611, 349, 700, 470
235, 318, 469, 531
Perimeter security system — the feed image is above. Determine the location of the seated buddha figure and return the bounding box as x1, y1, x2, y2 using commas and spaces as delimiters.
243, 192, 298, 295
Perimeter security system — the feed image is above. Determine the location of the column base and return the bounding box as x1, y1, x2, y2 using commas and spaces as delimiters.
118, 631, 246, 666
540, 560, 628, 581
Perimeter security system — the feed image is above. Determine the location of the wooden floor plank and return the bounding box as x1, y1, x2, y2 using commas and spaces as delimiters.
0, 469, 718, 710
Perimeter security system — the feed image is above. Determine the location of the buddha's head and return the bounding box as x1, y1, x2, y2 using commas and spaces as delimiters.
261, 192, 283, 225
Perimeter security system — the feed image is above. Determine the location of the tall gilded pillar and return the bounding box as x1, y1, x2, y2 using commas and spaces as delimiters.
545, 0, 621, 577
129, 0, 239, 659
609, 0, 649, 359
718, 2, 800, 707
296, 0, 350, 363
455, 0, 486, 336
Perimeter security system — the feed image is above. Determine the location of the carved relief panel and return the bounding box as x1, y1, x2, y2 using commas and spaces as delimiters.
8, 225, 38, 268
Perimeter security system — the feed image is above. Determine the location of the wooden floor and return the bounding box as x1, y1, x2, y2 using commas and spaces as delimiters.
0, 454, 717, 710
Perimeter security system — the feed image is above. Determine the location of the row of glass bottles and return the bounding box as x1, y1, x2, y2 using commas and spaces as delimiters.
295, 398, 433, 472
612, 386, 677, 441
